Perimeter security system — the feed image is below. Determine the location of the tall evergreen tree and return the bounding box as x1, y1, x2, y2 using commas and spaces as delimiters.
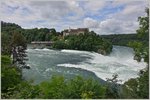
11, 32, 30, 69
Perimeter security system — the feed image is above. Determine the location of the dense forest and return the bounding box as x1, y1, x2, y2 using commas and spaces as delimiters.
102, 34, 137, 46
52, 32, 112, 55
1, 21, 60, 55
1, 21, 112, 55
1, 8, 149, 99
1, 21, 60, 43
101, 33, 148, 46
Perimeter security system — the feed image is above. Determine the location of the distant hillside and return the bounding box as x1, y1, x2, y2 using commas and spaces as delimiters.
1, 21, 60, 43
1, 21, 148, 46
1, 21, 113, 55
101, 34, 148, 46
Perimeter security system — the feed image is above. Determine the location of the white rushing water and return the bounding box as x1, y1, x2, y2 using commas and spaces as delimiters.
25, 46, 147, 84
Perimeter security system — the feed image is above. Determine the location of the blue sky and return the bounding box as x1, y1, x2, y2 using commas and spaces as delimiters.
1, 0, 148, 34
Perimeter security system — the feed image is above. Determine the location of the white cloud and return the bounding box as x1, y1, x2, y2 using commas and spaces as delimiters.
92, 0, 148, 35
84, 1, 106, 12
114, 4, 147, 21
0, 0, 42, 26
112, 0, 148, 7
28, 1, 84, 20
0, 0, 84, 29
83, 17, 99, 28
1, 0, 148, 34
97, 18, 139, 34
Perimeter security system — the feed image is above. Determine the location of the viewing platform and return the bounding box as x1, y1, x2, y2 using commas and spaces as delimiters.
31, 41, 54, 44
30, 41, 54, 49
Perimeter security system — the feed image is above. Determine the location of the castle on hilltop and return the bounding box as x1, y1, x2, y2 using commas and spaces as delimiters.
63, 28, 89, 37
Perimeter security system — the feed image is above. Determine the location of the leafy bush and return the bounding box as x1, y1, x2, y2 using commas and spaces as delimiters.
122, 68, 149, 99
38, 76, 106, 99
1, 56, 22, 94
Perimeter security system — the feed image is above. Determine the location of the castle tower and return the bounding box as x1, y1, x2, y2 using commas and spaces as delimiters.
68, 27, 71, 32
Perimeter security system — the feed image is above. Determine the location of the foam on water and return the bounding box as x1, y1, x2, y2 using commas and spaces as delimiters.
25, 46, 147, 84
43, 48, 51, 51
61, 49, 90, 54
57, 46, 147, 84
42, 48, 56, 52
26, 49, 33, 52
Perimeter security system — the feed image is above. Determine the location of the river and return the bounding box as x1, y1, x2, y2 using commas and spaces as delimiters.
23, 46, 146, 84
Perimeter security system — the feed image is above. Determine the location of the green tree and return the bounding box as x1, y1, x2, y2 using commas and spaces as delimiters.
39, 76, 66, 99
128, 8, 149, 63
1, 56, 22, 97
8, 82, 40, 99
1, 32, 12, 55
122, 8, 149, 99
53, 32, 112, 55
105, 74, 122, 99
66, 76, 106, 99
137, 8, 149, 39
11, 32, 26, 48
11, 32, 29, 69
122, 68, 149, 99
